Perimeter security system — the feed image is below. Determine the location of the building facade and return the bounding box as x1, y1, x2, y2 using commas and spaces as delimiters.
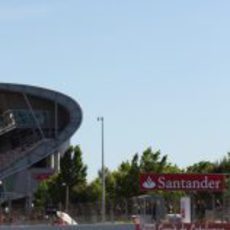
0, 83, 82, 205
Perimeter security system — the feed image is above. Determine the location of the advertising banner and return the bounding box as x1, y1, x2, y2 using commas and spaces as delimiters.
140, 173, 225, 191
155, 223, 230, 230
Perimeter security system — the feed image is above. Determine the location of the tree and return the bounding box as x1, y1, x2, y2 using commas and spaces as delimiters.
59, 145, 87, 187
84, 178, 101, 202
214, 152, 230, 173
83, 168, 117, 204
33, 180, 50, 208
140, 148, 167, 173
186, 161, 215, 173
113, 153, 140, 199
213, 153, 230, 201
33, 174, 63, 208
34, 145, 87, 209
186, 160, 217, 212
59, 145, 87, 209
108, 148, 180, 200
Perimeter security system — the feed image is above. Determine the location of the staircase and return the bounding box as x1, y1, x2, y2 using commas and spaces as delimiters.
0, 138, 59, 180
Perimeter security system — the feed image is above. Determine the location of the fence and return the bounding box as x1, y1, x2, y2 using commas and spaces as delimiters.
0, 199, 136, 225
0, 194, 230, 226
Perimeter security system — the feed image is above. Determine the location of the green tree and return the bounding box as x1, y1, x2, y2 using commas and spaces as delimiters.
104, 169, 116, 201
214, 152, 230, 173
59, 145, 87, 209
213, 153, 230, 200
34, 145, 87, 208
111, 148, 178, 200
186, 161, 215, 173
33, 180, 50, 208
59, 145, 87, 187
84, 178, 101, 202
83, 168, 117, 206
140, 148, 167, 173
113, 153, 141, 199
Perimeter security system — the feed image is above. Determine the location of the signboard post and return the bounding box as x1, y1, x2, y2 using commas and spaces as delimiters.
180, 196, 191, 223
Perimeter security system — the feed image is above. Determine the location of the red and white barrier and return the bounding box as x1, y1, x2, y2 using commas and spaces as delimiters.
152, 223, 230, 230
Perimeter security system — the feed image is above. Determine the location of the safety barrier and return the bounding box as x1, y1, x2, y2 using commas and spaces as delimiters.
142, 222, 230, 230
0, 223, 135, 230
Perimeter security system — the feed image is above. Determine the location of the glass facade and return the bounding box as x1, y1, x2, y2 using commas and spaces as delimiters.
0, 109, 51, 130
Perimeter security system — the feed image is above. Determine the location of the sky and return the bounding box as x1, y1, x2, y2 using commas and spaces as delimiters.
0, 1, 230, 181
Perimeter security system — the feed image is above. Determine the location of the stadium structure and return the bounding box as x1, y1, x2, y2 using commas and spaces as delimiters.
0, 83, 82, 206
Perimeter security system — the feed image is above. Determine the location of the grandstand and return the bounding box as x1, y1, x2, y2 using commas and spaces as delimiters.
0, 83, 82, 205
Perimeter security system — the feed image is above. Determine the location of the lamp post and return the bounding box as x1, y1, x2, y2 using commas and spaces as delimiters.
97, 116, 106, 222
62, 182, 69, 212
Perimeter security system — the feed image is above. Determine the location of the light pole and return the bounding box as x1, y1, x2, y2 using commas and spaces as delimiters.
62, 182, 69, 212
97, 116, 106, 222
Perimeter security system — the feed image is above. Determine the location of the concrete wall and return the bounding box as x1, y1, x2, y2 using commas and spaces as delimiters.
0, 223, 135, 230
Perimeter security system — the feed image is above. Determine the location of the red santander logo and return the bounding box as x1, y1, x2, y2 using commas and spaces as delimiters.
140, 173, 225, 192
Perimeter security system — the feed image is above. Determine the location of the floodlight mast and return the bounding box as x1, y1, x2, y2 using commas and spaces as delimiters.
97, 116, 105, 222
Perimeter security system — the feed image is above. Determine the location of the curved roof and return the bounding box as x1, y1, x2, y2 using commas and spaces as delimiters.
0, 83, 83, 143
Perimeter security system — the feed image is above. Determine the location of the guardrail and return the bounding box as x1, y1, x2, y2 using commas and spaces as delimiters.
0, 223, 135, 230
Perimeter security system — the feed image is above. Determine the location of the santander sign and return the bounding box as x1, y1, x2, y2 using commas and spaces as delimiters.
140, 174, 225, 192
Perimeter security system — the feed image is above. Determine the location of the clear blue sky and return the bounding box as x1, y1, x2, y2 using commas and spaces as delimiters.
0, 1, 230, 181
